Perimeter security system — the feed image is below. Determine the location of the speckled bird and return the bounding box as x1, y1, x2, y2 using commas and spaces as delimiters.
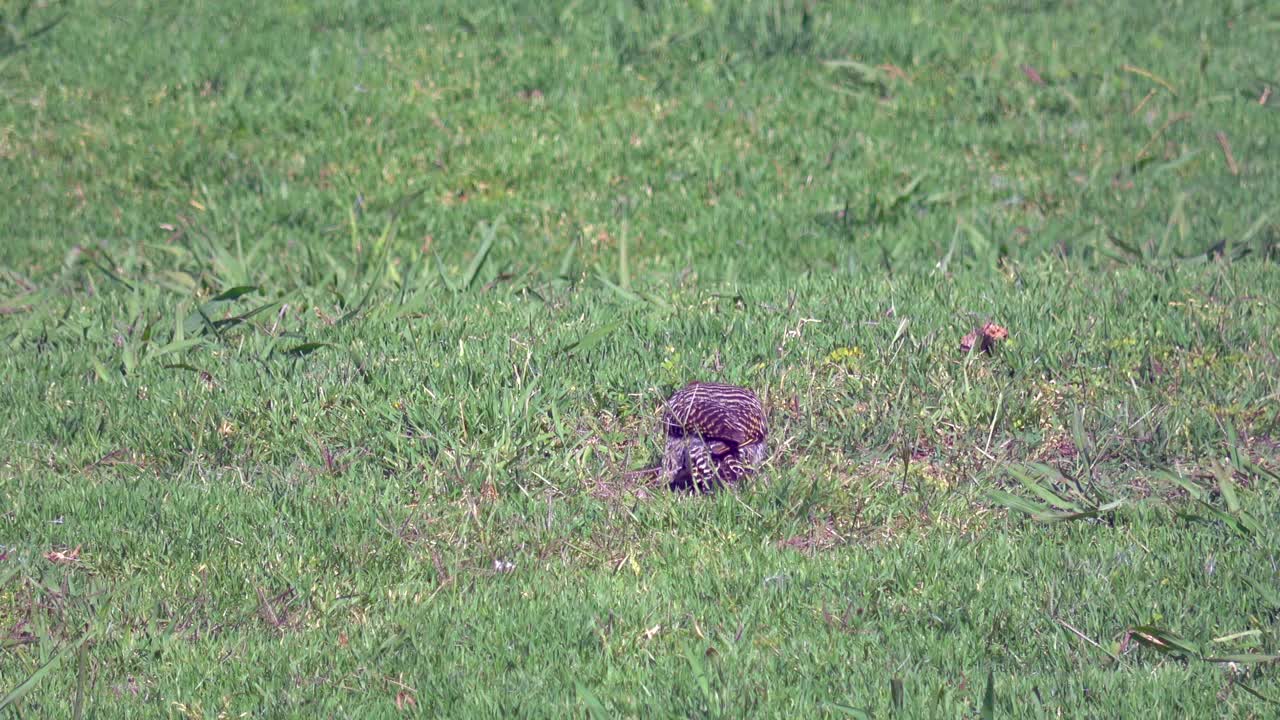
661, 382, 768, 489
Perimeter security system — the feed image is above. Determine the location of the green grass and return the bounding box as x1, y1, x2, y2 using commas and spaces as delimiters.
2, 0, 1279, 716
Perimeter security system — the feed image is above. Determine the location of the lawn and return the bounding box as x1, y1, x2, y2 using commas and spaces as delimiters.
2, 0, 1279, 716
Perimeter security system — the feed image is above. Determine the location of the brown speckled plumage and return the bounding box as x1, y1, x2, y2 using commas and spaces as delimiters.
661, 382, 768, 490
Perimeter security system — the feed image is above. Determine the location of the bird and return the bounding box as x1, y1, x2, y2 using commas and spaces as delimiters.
661, 381, 768, 491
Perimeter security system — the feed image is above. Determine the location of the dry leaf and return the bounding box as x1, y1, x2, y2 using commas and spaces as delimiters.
960, 322, 1009, 354
43, 545, 82, 564
877, 63, 909, 82
982, 322, 1009, 343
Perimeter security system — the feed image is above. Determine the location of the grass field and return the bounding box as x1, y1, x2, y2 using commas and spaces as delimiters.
3, 0, 1280, 716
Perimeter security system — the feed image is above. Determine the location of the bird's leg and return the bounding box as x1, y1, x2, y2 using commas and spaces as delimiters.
739, 440, 767, 468
662, 435, 687, 484
687, 435, 716, 491
718, 450, 746, 484
717, 440, 766, 485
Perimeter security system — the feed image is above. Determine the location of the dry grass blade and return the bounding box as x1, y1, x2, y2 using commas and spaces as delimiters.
1215, 132, 1240, 175
1127, 625, 1200, 658
1235, 681, 1280, 706
1126, 625, 1278, 668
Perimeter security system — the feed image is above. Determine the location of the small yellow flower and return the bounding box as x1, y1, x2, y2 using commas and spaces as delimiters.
825, 346, 864, 369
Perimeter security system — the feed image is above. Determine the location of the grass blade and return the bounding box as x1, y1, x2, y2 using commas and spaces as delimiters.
1245, 577, 1280, 610
1210, 461, 1241, 514
556, 236, 578, 281
1202, 653, 1280, 664
986, 489, 1056, 522
150, 337, 204, 359
433, 249, 459, 293
209, 285, 258, 302
594, 263, 643, 303
73, 634, 87, 720
89, 356, 115, 384
822, 702, 871, 718
1157, 470, 1205, 500
463, 220, 499, 290
684, 645, 713, 707
1007, 465, 1082, 512
0, 632, 93, 711
559, 320, 620, 355
618, 225, 631, 291
576, 682, 609, 719
281, 342, 333, 358
981, 669, 994, 720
